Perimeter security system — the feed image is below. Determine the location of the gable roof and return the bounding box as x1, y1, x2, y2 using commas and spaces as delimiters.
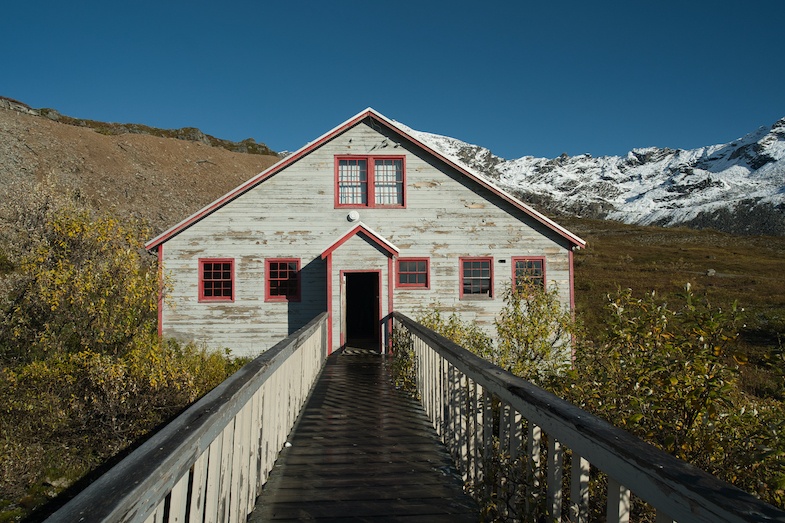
321, 222, 399, 259
145, 108, 586, 250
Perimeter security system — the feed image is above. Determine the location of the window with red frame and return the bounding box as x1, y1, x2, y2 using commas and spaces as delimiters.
199, 259, 234, 301
266, 259, 301, 302
336, 156, 404, 207
513, 257, 545, 290
397, 258, 429, 288
460, 257, 493, 298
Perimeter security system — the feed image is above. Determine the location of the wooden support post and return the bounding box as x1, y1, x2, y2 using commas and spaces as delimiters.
547, 436, 564, 521
526, 423, 542, 517
607, 477, 631, 523
204, 429, 223, 523
509, 409, 522, 517
189, 450, 209, 523
168, 472, 189, 523
459, 371, 469, 481
473, 381, 484, 489
569, 452, 590, 523
499, 402, 510, 517
218, 420, 235, 522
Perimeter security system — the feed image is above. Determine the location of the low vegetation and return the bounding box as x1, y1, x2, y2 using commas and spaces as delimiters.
0, 184, 245, 521
563, 216, 785, 401
400, 220, 785, 515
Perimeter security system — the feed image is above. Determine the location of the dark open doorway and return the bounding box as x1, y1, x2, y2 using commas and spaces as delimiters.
344, 272, 380, 351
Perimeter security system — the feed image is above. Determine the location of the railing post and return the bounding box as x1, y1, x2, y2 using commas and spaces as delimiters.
499, 402, 510, 518
527, 423, 542, 516
607, 477, 631, 523
169, 472, 189, 522
459, 371, 469, 481
570, 452, 590, 523
190, 450, 208, 522
547, 436, 563, 521
510, 408, 523, 517
218, 420, 235, 522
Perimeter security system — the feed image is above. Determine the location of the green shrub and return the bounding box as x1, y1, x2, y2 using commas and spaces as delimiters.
0, 338, 243, 518
562, 285, 785, 508
0, 184, 158, 364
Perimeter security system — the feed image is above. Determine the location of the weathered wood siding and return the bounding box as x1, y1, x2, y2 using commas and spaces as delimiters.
161, 120, 574, 356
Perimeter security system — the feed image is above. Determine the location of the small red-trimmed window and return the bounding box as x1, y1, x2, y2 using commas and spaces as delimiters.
266, 258, 301, 302
199, 258, 234, 301
513, 257, 545, 290
397, 258, 429, 289
336, 156, 404, 208
460, 257, 493, 298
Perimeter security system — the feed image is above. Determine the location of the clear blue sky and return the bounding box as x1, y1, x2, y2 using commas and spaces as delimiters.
2, 1, 783, 159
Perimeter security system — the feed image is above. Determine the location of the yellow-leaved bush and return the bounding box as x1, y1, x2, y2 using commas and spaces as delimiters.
0, 184, 247, 518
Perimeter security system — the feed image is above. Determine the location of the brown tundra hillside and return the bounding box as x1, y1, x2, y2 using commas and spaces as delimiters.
0, 98, 280, 234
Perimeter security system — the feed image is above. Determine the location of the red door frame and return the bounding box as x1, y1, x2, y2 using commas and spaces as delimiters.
339, 269, 383, 352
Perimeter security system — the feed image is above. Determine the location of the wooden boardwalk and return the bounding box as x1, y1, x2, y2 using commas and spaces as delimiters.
250, 349, 479, 522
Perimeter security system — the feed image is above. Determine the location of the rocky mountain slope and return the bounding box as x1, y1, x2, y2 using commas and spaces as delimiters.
0, 98, 279, 235
398, 118, 785, 236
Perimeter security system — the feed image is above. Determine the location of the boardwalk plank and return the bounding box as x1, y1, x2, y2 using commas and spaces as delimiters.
250, 351, 478, 522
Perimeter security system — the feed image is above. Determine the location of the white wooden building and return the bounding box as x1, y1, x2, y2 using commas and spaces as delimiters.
145, 109, 586, 357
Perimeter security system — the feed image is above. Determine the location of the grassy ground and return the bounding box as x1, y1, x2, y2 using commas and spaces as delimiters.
561, 217, 785, 399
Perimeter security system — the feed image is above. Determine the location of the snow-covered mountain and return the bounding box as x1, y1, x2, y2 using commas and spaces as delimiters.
396, 118, 785, 236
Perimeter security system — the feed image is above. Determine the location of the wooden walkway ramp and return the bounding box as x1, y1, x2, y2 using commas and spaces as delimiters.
250, 349, 479, 522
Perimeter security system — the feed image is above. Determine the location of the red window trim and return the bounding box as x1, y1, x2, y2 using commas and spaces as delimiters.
459, 256, 494, 299
512, 256, 546, 291
334, 155, 406, 208
396, 257, 430, 289
265, 258, 302, 302
198, 258, 235, 302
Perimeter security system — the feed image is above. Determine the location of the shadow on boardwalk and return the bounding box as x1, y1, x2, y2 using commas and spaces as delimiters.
251, 348, 479, 522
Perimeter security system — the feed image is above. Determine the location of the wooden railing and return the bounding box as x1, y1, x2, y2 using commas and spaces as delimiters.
47, 312, 329, 523
393, 312, 785, 523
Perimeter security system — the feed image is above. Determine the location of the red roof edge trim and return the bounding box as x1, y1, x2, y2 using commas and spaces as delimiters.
321, 222, 399, 260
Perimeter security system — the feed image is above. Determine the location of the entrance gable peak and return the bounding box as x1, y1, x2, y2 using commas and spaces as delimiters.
320, 222, 399, 260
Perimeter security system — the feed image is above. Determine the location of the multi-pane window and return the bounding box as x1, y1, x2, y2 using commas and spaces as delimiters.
397, 258, 429, 289
199, 259, 234, 301
337, 159, 368, 206
460, 257, 493, 298
266, 259, 301, 302
513, 257, 545, 290
373, 158, 404, 206
336, 156, 404, 207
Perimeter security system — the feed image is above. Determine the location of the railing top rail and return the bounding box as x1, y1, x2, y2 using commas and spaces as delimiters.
393, 312, 785, 523
47, 312, 329, 523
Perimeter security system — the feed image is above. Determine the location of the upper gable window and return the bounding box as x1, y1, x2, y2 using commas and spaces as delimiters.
199, 258, 234, 302
336, 156, 405, 208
